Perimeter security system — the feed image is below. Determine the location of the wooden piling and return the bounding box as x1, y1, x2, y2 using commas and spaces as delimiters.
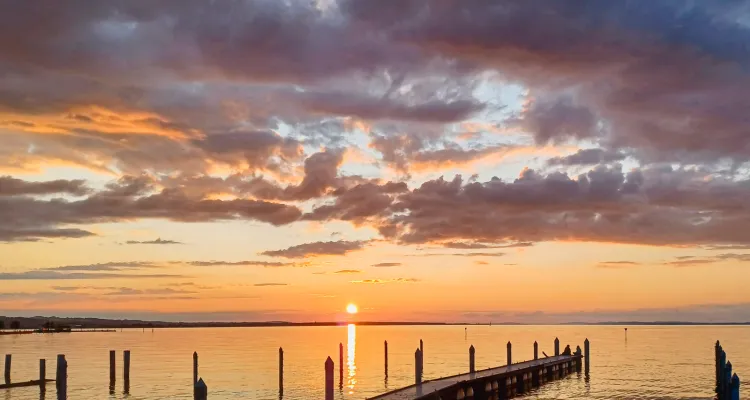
193, 352, 198, 385
39, 359, 46, 390
554, 338, 560, 356
716, 341, 721, 390
279, 347, 284, 394
123, 350, 130, 393
339, 343, 344, 385
725, 361, 733, 399
419, 339, 424, 373
384, 340, 388, 377
719, 349, 727, 398
194, 377, 207, 400
55, 354, 67, 400
415, 349, 422, 385
3, 354, 10, 384
507, 342, 512, 366
469, 345, 476, 374
584, 338, 590, 375
109, 350, 116, 387
325, 356, 334, 400
730, 373, 740, 400
533, 341, 538, 360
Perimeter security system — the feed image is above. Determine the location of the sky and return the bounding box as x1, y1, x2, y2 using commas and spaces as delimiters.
2, 0, 750, 323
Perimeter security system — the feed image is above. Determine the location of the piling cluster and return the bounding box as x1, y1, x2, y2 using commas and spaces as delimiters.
715, 341, 741, 400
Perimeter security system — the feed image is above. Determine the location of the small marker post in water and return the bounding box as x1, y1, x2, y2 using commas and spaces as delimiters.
534, 341, 538, 360
123, 350, 130, 394
384, 340, 388, 377
554, 337, 560, 356
39, 359, 46, 391
507, 341, 512, 366
338, 343, 343, 388
279, 347, 284, 395
3, 354, 10, 385
109, 350, 116, 392
415, 349, 422, 385
325, 356, 334, 400
56, 354, 67, 400
584, 338, 590, 376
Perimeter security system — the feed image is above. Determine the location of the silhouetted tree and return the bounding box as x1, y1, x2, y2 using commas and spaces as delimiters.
10, 320, 21, 330
0, 320, 5, 330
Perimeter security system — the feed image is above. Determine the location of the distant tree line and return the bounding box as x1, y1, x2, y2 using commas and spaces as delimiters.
0, 320, 22, 330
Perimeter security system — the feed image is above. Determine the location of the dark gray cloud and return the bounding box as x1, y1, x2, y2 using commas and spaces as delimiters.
260, 240, 370, 258
547, 149, 627, 166
0, 176, 89, 196
126, 238, 183, 245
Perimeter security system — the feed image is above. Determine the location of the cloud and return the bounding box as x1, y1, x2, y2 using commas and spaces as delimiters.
411, 252, 506, 257
334, 270, 360, 274
597, 261, 641, 269
0, 271, 180, 280
372, 262, 401, 267
662, 253, 750, 266
254, 283, 289, 287
474, 261, 489, 265
125, 238, 183, 245
183, 260, 300, 267
260, 240, 370, 258
547, 149, 627, 166
43, 262, 158, 272
441, 242, 532, 249
104, 287, 197, 296
350, 278, 420, 284
0, 176, 89, 196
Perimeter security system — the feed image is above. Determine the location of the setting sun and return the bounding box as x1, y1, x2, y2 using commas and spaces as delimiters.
346, 304, 358, 314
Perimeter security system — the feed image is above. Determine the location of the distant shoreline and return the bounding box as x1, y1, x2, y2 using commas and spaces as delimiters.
1, 316, 749, 330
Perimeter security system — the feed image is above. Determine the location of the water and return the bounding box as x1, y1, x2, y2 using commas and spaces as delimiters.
1, 325, 747, 399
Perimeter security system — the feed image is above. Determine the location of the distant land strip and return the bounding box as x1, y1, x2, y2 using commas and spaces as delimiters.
1, 316, 749, 330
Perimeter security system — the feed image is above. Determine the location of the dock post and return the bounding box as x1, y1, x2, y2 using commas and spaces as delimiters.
193, 352, 198, 385
716, 341, 721, 390
415, 349, 422, 385
339, 343, 344, 386
718, 349, 726, 398
279, 347, 284, 395
724, 361, 733, 399
554, 338, 560, 356
575, 346, 582, 372
194, 378, 207, 400
419, 339, 424, 373
56, 354, 67, 400
39, 359, 46, 390
507, 342, 512, 366
584, 339, 590, 375
730, 373, 740, 400
469, 345, 476, 374
384, 340, 388, 377
325, 356, 334, 400
109, 350, 116, 389
3, 354, 10, 384
534, 341, 538, 360
123, 350, 130, 393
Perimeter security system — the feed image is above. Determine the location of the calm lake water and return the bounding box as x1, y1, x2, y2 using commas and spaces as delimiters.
0, 325, 747, 399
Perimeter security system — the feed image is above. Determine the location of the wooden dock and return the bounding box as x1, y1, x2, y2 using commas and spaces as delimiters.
369, 354, 581, 400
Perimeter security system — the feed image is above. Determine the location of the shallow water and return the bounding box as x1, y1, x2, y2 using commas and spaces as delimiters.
0, 325, 747, 399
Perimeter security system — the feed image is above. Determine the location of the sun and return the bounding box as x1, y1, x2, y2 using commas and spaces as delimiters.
346, 303, 358, 314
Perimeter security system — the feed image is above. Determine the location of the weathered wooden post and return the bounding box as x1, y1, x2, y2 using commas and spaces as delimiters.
575, 346, 582, 372
716, 341, 721, 390
415, 348, 422, 385
724, 361, 733, 399
554, 338, 560, 356
384, 340, 388, 377
469, 345, 476, 374
730, 373, 740, 400
584, 339, 590, 375
279, 347, 284, 394
194, 378, 207, 400
39, 359, 46, 390
123, 350, 131, 393
325, 357, 334, 400
193, 352, 198, 385
3, 354, 10, 384
109, 350, 116, 389
339, 343, 344, 386
534, 341, 538, 360
419, 339, 424, 373
718, 349, 727, 398
506, 341, 512, 366
56, 354, 67, 400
